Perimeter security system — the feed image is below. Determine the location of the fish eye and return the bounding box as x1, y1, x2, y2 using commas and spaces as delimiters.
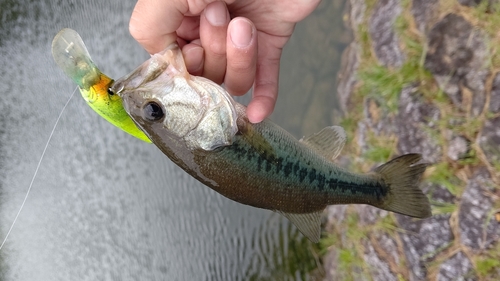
107, 88, 115, 96
143, 101, 164, 121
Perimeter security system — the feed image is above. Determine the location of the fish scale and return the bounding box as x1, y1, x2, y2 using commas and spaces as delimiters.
196, 114, 387, 213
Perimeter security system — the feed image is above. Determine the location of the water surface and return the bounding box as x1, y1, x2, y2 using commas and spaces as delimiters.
0, 0, 348, 279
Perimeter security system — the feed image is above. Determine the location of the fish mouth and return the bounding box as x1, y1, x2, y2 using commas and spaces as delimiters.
109, 43, 189, 121
111, 43, 188, 96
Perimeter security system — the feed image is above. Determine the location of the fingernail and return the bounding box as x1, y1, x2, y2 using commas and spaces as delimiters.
205, 2, 228, 27
183, 46, 204, 74
230, 19, 253, 48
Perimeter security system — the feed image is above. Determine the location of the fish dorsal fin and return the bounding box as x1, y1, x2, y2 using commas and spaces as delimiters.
300, 126, 346, 161
277, 211, 322, 243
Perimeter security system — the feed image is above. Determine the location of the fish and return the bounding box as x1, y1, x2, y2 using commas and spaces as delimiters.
51, 28, 151, 143
109, 44, 432, 242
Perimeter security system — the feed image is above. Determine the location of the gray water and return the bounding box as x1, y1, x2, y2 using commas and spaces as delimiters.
0, 0, 348, 280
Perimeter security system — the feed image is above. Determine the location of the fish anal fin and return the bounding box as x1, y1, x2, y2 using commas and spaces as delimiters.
278, 211, 323, 243
300, 126, 346, 161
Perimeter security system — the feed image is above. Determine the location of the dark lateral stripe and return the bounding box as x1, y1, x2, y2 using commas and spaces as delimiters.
226, 142, 387, 200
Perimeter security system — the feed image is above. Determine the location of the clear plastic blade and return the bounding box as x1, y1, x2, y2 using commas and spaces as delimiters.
51, 28, 100, 89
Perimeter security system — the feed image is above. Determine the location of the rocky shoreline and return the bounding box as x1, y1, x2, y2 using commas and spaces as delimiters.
323, 0, 500, 280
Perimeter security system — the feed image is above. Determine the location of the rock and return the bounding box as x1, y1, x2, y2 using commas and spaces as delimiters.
459, 167, 499, 250
325, 205, 348, 230
349, 0, 367, 27
447, 135, 469, 161
355, 98, 397, 154
322, 249, 341, 281
363, 98, 395, 136
362, 235, 398, 281
355, 205, 388, 226
490, 72, 500, 113
396, 215, 454, 280
427, 182, 456, 205
393, 182, 456, 280
411, 0, 439, 34
458, 0, 484, 6
479, 116, 500, 165
458, 0, 500, 10
337, 42, 360, 113
396, 86, 442, 163
369, 0, 404, 67
337, 0, 366, 113
425, 14, 489, 116
437, 251, 476, 281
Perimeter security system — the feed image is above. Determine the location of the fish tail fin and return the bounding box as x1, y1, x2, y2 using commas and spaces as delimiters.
374, 154, 432, 218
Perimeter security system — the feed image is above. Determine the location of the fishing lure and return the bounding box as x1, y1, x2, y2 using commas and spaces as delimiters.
51, 28, 151, 143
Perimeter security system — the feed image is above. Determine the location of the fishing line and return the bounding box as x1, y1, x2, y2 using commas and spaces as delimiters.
0, 87, 77, 251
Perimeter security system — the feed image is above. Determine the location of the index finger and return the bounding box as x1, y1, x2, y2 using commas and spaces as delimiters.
129, 0, 189, 54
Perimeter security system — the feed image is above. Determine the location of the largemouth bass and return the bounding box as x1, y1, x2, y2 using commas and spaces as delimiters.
51, 28, 151, 143
109, 44, 432, 242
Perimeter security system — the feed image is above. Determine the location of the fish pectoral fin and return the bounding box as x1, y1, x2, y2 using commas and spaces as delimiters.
300, 126, 346, 161
277, 211, 323, 243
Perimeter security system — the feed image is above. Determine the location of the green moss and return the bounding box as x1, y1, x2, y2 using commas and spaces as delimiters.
363, 146, 392, 163
358, 25, 373, 61
431, 201, 457, 215
357, 60, 431, 113
358, 65, 404, 112
397, 274, 408, 281
427, 162, 464, 196
339, 116, 358, 142
476, 256, 500, 278
373, 214, 401, 235
337, 247, 369, 281
319, 211, 372, 280
457, 148, 480, 166
471, 1, 500, 37
452, 117, 483, 140
345, 212, 367, 241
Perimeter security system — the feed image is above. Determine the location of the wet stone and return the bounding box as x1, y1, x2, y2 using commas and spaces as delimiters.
437, 251, 476, 281
426, 182, 456, 205
356, 98, 396, 154
325, 205, 348, 230
490, 72, 500, 113
457, 0, 483, 6
355, 205, 388, 226
323, 249, 340, 281
368, 0, 404, 67
337, 42, 360, 113
336, 0, 366, 113
349, 0, 367, 27
396, 215, 454, 280
478, 116, 500, 165
446, 135, 469, 161
396, 86, 442, 163
363, 238, 398, 281
425, 14, 489, 116
458, 0, 500, 10
363, 98, 396, 136
458, 167, 499, 250
411, 0, 439, 34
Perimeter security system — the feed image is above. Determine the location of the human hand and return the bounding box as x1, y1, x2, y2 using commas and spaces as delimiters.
129, 0, 321, 123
